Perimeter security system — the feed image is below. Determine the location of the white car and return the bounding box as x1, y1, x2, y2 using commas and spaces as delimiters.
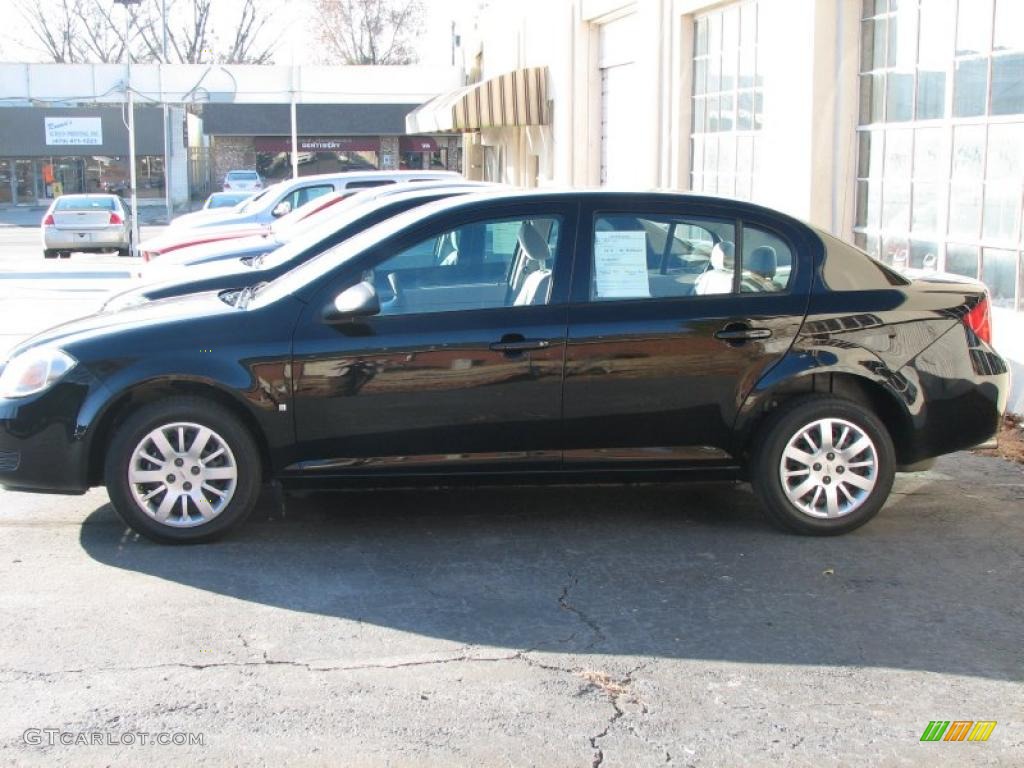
40, 194, 133, 259
222, 170, 264, 192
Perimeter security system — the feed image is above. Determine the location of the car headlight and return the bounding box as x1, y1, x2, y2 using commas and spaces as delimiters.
0, 348, 77, 399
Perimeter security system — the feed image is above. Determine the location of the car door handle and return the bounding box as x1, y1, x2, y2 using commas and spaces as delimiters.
489, 338, 552, 352
714, 325, 773, 341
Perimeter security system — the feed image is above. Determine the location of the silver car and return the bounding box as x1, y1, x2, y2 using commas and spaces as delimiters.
41, 194, 132, 259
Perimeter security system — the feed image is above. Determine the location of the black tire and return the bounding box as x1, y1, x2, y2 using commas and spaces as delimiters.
104, 396, 262, 544
43, 249, 58, 259
751, 395, 895, 536
59, 250, 71, 259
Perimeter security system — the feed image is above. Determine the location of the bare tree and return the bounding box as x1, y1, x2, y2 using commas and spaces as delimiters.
314, 0, 424, 65
15, 0, 278, 64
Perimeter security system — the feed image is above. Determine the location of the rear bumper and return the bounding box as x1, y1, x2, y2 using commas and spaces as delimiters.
43, 227, 128, 249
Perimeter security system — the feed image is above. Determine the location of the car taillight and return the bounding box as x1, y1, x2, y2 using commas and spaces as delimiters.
224, 183, 232, 189
42, 213, 54, 226
964, 294, 992, 345
142, 251, 152, 262
109, 212, 123, 225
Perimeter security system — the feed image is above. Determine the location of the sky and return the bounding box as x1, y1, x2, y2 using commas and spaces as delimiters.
1, 0, 480, 67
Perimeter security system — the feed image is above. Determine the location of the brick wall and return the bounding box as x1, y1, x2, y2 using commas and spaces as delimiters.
211, 136, 257, 186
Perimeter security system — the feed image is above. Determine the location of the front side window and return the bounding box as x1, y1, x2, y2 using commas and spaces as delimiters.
369, 216, 562, 315
286, 184, 334, 210
589, 214, 794, 301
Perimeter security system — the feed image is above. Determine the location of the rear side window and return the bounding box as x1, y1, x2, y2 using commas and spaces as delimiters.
590, 214, 795, 301
55, 197, 116, 211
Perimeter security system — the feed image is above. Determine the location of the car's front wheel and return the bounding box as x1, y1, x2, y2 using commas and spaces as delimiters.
752, 395, 895, 535
43, 249, 58, 259
104, 396, 262, 543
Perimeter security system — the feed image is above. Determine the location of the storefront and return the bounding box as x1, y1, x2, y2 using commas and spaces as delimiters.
0, 107, 168, 205
200, 103, 460, 187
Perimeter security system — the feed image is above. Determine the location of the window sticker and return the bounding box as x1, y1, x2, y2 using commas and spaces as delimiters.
594, 231, 650, 298
489, 221, 522, 255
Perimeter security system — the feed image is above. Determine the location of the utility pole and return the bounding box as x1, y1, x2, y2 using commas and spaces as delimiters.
115, 0, 142, 257
161, 0, 172, 223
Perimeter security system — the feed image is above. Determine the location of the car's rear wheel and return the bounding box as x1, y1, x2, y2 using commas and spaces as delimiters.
751, 395, 895, 535
104, 396, 262, 543
59, 250, 71, 259
43, 249, 58, 259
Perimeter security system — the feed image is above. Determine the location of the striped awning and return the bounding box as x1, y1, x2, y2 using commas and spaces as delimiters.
406, 66, 549, 134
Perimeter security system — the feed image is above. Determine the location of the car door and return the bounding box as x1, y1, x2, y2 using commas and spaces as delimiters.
561, 197, 815, 468
288, 201, 578, 476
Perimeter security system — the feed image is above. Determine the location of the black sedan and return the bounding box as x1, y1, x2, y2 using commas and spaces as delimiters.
0, 191, 1009, 543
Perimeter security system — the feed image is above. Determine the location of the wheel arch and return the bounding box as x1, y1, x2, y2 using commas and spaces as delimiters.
85, 378, 273, 486
734, 369, 916, 468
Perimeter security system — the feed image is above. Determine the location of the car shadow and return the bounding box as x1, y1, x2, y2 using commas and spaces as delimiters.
78, 480, 1022, 682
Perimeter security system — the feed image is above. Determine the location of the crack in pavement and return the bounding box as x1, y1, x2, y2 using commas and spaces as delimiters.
584, 662, 649, 768
559, 573, 605, 648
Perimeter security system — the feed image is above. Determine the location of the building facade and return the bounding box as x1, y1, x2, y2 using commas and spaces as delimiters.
446, 0, 1023, 409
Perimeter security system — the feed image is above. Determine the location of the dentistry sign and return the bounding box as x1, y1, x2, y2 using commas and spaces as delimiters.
45, 117, 103, 146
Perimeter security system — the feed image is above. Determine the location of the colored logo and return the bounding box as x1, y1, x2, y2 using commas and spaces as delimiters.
920, 721, 997, 742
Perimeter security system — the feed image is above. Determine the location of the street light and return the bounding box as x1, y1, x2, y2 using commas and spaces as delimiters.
115, 0, 141, 258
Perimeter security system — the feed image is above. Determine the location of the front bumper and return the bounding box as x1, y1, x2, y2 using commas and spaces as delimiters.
43, 227, 128, 249
0, 372, 102, 494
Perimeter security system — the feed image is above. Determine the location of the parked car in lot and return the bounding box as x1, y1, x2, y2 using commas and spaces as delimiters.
40, 194, 133, 258
169, 170, 460, 232
101, 183, 496, 312
203, 191, 256, 210
222, 170, 263, 192
1, 191, 1008, 543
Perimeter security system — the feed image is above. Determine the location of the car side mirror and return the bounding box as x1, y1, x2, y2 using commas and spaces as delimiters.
322, 281, 380, 323
272, 201, 292, 217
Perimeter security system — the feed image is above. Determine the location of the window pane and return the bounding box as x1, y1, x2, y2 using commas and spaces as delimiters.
953, 58, 988, 116
912, 181, 944, 233
857, 131, 872, 178
861, 19, 876, 72
691, 136, 704, 175
736, 135, 753, 176
990, 53, 1024, 115
944, 244, 979, 278
919, 0, 955, 67
695, 17, 708, 56
993, 0, 1024, 52
910, 239, 941, 270
884, 128, 912, 177
986, 123, 1024, 179
742, 225, 794, 291
982, 248, 1019, 307
860, 74, 886, 123
882, 234, 909, 268
872, 17, 888, 69
693, 96, 706, 133
737, 90, 753, 130
740, 3, 757, 45
856, 180, 870, 227
886, 71, 914, 121
694, 59, 707, 96
867, 179, 883, 227
916, 70, 946, 119
890, 2, 917, 68
956, 0, 992, 56
982, 182, 1021, 241
719, 93, 735, 131
948, 182, 983, 238
375, 217, 561, 314
952, 125, 986, 180
591, 215, 736, 300
913, 127, 945, 180
882, 179, 911, 230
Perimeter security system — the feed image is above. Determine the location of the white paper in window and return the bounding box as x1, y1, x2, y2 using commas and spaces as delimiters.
594, 231, 650, 298
489, 221, 522, 255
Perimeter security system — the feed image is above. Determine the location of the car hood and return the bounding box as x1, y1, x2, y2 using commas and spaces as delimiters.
148, 233, 279, 271
8, 292, 239, 359
141, 222, 268, 255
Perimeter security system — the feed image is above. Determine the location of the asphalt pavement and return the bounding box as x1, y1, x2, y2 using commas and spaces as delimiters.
0, 226, 1021, 767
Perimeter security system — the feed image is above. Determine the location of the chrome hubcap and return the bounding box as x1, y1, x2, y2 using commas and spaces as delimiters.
779, 418, 878, 519
127, 422, 237, 528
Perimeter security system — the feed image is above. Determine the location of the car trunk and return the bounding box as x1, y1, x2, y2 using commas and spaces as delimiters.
53, 210, 114, 230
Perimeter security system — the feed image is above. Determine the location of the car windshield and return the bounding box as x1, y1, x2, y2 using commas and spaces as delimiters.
249, 201, 455, 308
228, 171, 259, 180
269, 191, 348, 234
255, 193, 427, 271
55, 196, 116, 211
236, 185, 275, 213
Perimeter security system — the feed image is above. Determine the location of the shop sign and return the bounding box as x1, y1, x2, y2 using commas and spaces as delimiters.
45, 117, 103, 146
254, 136, 381, 153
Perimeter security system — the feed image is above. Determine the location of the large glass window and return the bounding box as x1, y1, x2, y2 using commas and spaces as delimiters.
856, 0, 1024, 310
691, 1, 762, 200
